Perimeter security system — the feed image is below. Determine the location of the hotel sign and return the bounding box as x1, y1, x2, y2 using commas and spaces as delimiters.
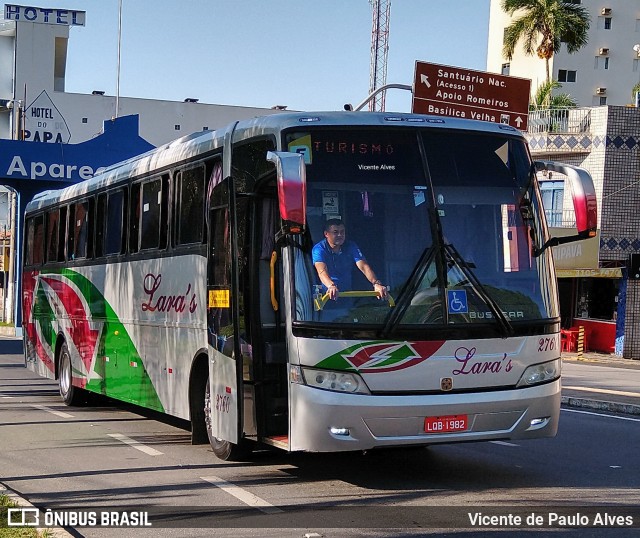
4, 4, 86, 26
412, 61, 530, 130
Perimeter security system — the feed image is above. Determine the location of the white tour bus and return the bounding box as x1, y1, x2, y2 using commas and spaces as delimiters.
22, 111, 597, 459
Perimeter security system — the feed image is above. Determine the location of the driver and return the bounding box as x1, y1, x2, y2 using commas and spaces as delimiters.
312, 218, 388, 300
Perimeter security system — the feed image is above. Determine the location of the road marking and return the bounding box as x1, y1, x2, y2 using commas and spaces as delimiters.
108, 433, 163, 456
562, 408, 640, 423
563, 386, 640, 398
489, 440, 519, 447
201, 475, 283, 514
30, 404, 74, 418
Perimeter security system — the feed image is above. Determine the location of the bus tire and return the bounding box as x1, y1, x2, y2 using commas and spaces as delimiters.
204, 378, 250, 461
58, 342, 84, 406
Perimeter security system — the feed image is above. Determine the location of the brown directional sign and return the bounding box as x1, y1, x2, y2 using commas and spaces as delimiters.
412, 61, 531, 130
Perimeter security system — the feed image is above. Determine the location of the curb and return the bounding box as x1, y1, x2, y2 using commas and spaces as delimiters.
1, 483, 74, 538
561, 395, 640, 416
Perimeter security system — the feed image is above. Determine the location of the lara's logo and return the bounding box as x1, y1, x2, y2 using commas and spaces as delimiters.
452, 346, 513, 375
142, 273, 197, 314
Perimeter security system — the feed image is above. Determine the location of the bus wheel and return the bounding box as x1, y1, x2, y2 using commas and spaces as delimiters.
204, 378, 250, 461
58, 342, 83, 406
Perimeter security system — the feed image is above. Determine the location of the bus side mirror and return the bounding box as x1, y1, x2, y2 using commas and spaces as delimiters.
533, 161, 598, 256
266, 151, 307, 236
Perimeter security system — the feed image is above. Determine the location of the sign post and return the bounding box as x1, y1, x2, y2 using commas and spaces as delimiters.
412, 61, 531, 130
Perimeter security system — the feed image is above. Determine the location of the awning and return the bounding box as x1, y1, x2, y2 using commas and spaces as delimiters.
556, 268, 622, 278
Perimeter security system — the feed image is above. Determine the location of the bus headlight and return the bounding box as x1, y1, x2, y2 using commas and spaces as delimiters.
295, 366, 370, 394
516, 359, 561, 387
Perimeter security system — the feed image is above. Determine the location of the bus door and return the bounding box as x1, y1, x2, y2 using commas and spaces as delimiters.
206, 174, 243, 445
254, 195, 289, 449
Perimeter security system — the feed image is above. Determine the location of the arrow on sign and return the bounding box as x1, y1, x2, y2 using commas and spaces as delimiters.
515, 116, 523, 127
420, 74, 431, 88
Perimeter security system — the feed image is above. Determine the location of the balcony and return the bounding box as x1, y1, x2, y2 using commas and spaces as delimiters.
526, 108, 592, 154
528, 108, 591, 134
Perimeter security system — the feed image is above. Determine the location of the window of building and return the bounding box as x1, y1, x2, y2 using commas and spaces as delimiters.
501, 63, 510, 75
599, 96, 608, 105
595, 57, 610, 70
604, 17, 612, 30
540, 181, 564, 227
558, 69, 577, 83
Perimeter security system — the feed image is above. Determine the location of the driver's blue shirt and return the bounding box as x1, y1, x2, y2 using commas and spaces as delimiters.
312, 239, 365, 291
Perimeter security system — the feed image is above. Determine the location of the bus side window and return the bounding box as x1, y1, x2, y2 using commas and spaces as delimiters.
95, 193, 106, 257
138, 175, 167, 251
129, 183, 141, 254
70, 200, 91, 260
175, 166, 205, 245
57, 205, 67, 262
105, 189, 126, 256
45, 209, 59, 263
25, 216, 44, 266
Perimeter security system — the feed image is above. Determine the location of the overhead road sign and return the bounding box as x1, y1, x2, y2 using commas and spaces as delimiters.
412, 61, 531, 131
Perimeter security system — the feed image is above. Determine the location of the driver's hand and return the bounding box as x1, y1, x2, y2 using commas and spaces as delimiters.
327, 284, 339, 300
374, 283, 388, 299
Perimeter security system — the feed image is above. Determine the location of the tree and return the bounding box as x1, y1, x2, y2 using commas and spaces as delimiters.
530, 79, 577, 110
632, 82, 640, 105
502, 0, 590, 84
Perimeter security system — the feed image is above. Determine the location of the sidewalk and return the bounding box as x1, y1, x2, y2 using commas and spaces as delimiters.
561, 350, 640, 416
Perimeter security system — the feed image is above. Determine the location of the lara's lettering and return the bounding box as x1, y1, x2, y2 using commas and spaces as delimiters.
452, 347, 513, 375
142, 273, 197, 314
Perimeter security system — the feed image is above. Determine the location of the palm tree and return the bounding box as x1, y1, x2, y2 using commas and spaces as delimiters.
502, 0, 590, 84
530, 79, 577, 110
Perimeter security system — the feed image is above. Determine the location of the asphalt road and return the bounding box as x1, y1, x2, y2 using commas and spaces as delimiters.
1, 339, 640, 537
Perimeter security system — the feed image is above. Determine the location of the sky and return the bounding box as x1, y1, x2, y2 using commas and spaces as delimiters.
7, 0, 491, 112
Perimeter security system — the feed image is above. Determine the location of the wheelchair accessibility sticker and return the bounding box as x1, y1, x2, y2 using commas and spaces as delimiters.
447, 290, 468, 314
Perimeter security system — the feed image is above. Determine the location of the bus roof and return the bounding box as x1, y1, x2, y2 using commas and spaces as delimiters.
25, 111, 525, 213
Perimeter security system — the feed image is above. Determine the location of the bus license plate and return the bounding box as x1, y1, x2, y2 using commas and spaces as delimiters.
424, 414, 468, 433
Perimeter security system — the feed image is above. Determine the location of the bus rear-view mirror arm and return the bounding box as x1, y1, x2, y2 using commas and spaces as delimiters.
533, 161, 598, 257
266, 151, 307, 239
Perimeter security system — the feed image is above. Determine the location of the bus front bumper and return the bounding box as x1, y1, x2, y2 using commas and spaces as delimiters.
289, 380, 560, 453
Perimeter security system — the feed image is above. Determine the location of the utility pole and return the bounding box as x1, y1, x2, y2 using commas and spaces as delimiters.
6, 191, 15, 324
368, 0, 391, 111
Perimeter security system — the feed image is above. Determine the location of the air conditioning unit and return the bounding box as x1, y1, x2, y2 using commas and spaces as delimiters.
599, 47, 609, 55
596, 87, 607, 95
601, 8, 612, 16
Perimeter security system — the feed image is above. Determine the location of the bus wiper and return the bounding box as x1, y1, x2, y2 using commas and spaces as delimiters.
380, 246, 436, 338
444, 243, 514, 338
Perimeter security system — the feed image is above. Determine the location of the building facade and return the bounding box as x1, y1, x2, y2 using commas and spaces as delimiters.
0, 4, 287, 146
487, 1, 640, 358
487, 0, 640, 107
526, 105, 640, 358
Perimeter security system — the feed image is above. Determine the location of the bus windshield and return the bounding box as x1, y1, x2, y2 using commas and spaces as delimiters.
289, 127, 556, 328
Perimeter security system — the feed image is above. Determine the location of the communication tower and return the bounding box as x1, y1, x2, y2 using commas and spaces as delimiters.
369, 0, 391, 111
